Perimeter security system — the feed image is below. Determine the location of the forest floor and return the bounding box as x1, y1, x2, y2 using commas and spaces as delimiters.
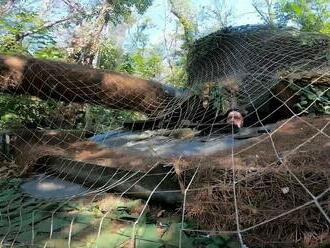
6, 115, 329, 173
0, 114, 329, 247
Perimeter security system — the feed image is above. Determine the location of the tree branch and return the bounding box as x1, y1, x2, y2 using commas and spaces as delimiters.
16, 16, 76, 41
0, 55, 177, 115
0, 0, 16, 16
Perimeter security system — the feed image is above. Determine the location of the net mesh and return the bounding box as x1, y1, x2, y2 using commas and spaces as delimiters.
0, 25, 329, 247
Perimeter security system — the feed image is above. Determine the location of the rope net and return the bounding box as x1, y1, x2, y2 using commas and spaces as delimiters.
0, 25, 329, 247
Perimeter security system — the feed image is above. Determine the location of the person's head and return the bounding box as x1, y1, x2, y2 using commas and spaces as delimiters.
227, 110, 244, 128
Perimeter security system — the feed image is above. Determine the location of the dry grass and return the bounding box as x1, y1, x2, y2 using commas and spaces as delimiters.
180, 116, 330, 247
4, 116, 330, 247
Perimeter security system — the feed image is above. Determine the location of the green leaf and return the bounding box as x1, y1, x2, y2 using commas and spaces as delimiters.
14, 230, 34, 243
162, 223, 194, 247
34, 217, 71, 233
96, 228, 130, 248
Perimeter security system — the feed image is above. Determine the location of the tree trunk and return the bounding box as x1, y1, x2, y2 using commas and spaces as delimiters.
0, 55, 174, 116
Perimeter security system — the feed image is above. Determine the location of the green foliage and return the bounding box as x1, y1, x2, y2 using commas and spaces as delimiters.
275, 0, 330, 34
0, 94, 86, 129
98, 41, 123, 70
0, 11, 43, 37
85, 105, 144, 131
169, 0, 197, 48
0, 9, 67, 58
0, 7, 118, 132
108, 0, 153, 24
0, 93, 144, 132
161, 43, 188, 88
210, 85, 224, 111
291, 84, 330, 114
0, 11, 39, 54
0, 95, 54, 129
119, 49, 163, 79
0, 35, 27, 55
166, 63, 187, 87
34, 46, 67, 60
0, 0, 175, 132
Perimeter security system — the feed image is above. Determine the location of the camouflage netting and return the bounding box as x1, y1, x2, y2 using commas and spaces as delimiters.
0, 25, 329, 247
187, 25, 329, 117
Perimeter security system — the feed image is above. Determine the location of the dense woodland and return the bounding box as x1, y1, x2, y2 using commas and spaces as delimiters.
0, 0, 329, 132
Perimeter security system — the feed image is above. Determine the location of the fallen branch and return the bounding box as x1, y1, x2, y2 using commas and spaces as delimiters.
0, 55, 176, 115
